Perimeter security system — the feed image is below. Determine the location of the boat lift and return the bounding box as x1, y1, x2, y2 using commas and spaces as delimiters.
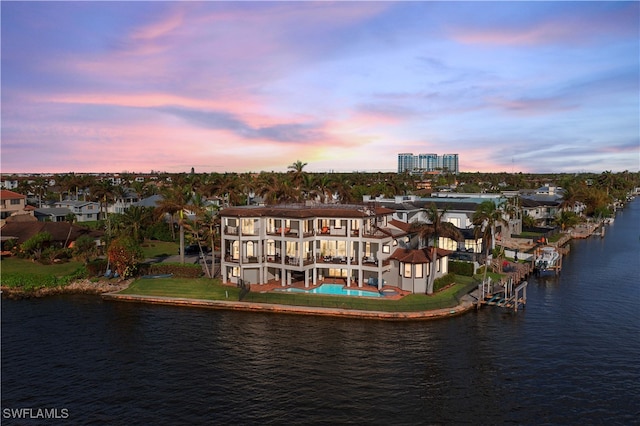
477, 276, 527, 313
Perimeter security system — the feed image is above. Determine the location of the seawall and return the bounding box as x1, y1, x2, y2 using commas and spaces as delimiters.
101, 292, 476, 321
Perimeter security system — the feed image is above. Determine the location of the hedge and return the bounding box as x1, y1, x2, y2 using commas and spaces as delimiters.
448, 260, 475, 277
434, 273, 456, 292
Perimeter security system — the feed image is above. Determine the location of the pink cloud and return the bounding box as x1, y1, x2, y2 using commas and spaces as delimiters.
451, 5, 638, 47
39, 92, 262, 118
131, 8, 185, 41
487, 96, 578, 116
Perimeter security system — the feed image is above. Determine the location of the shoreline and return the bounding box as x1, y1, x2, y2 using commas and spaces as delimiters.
100, 292, 476, 321
3, 279, 476, 320
1, 279, 133, 300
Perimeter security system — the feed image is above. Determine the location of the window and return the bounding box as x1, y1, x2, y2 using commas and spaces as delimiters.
382, 244, 390, 254
415, 264, 423, 278
10, 199, 21, 205
266, 240, 276, 255
241, 219, 254, 235
329, 268, 348, 277
232, 267, 240, 277
246, 241, 254, 257
403, 263, 412, 278
285, 241, 298, 256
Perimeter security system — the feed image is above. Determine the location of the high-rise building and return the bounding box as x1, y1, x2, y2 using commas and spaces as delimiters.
417, 154, 438, 172
397, 153, 459, 174
397, 153, 415, 173
440, 154, 459, 174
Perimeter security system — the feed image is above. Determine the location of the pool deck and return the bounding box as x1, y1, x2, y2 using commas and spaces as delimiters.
247, 278, 411, 300
101, 280, 476, 321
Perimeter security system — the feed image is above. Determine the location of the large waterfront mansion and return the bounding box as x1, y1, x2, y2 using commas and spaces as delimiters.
219, 202, 479, 294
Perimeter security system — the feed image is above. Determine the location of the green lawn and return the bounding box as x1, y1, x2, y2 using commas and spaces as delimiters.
120, 278, 237, 299
516, 231, 543, 238
118, 276, 478, 312
0, 257, 86, 289
140, 240, 179, 258
1, 257, 83, 277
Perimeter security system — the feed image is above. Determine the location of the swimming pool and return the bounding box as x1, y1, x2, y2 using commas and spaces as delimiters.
275, 283, 383, 298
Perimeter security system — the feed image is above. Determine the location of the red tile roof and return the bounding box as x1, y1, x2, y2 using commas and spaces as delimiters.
0, 190, 26, 200
388, 247, 453, 264
220, 204, 395, 218
0, 221, 103, 245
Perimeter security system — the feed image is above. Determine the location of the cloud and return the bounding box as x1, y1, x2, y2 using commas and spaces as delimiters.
450, 3, 639, 47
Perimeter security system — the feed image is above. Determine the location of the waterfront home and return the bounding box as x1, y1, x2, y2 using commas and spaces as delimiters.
220, 203, 416, 290
364, 193, 520, 252
219, 203, 461, 293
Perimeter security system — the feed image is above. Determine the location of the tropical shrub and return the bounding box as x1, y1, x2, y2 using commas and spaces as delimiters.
74, 235, 97, 262
107, 236, 144, 278
20, 232, 52, 261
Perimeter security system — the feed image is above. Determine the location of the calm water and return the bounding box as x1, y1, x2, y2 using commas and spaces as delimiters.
2, 200, 639, 425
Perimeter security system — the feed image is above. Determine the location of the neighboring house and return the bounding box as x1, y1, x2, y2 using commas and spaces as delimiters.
0, 190, 29, 226
364, 193, 518, 254
34, 207, 73, 222
1, 178, 19, 190
0, 218, 103, 248
133, 194, 163, 208
219, 204, 411, 290
108, 189, 140, 214
520, 197, 562, 227
54, 200, 101, 222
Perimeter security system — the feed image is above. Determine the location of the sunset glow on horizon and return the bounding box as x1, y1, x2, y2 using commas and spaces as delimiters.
2, 1, 638, 175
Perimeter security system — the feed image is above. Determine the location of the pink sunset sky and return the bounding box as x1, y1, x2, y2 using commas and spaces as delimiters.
1, 1, 638, 174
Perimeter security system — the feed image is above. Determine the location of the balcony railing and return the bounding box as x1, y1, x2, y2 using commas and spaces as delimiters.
224, 253, 390, 268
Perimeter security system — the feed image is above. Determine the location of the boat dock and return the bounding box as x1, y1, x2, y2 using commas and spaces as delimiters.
471, 252, 538, 313
472, 276, 528, 313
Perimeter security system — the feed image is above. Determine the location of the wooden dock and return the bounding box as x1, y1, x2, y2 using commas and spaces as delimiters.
473, 277, 528, 313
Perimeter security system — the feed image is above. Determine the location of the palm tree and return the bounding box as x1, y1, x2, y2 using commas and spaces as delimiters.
256, 173, 297, 205
472, 200, 508, 284
156, 185, 192, 264
315, 174, 334, 203
90, 179, 116, 221
200, 208, 221, 279
331, 174, 355, 204
31, 177, 50, 207
118, 206, 154, 242
287, 160, 308, 190
410, 203, 462, 294
554, 210, 581, 232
